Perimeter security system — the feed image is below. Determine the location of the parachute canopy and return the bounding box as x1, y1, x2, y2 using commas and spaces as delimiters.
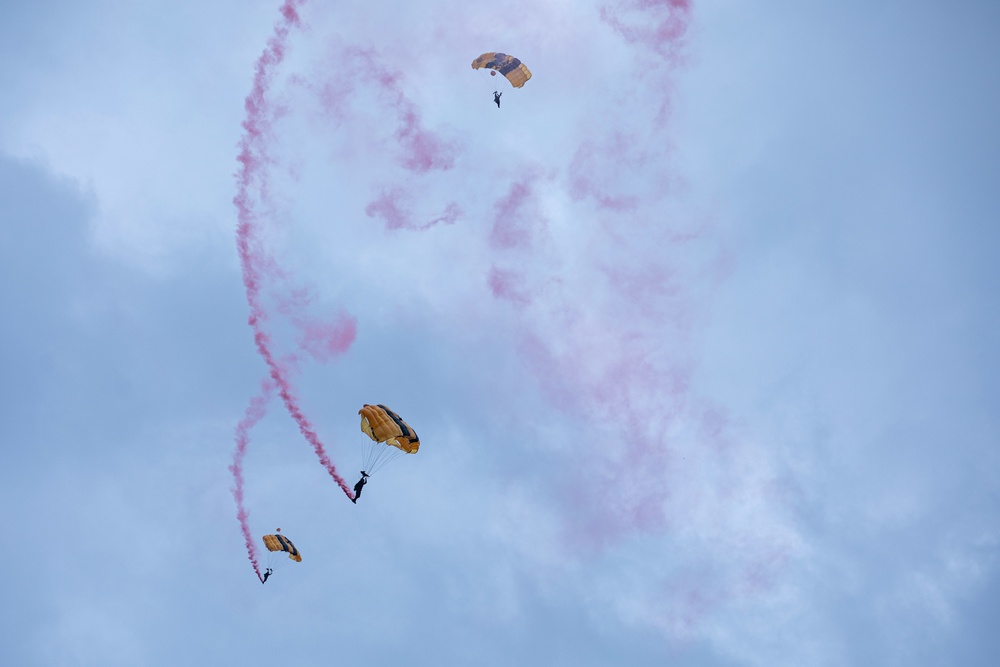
359, 404, 420, 454
471, 52, 531, 88
262, 533, 302, 562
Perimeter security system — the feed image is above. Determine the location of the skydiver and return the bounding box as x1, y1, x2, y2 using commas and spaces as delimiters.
261, 567, 272, 584
493, 90, 502, 108
351, 471, 369, 504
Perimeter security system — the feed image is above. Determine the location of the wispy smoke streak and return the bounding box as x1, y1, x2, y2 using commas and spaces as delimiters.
600, 0, 691, 60
345, 46, 460, 174
233, 0, 355, 527
488, 266, 532, 306
230, 381, 274, 582
314, 44, 463, 231
600, 0, 692, 123
365, 188, 462, 231
488, 174, 545, 251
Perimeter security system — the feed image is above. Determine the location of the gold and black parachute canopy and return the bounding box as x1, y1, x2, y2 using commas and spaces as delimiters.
262, 533, 302, 562
359, 404, 420, 454
471, 52, 532, 89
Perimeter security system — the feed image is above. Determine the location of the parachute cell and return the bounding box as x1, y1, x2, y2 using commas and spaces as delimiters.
262, 533, 302, 562
471, 52, 531, 88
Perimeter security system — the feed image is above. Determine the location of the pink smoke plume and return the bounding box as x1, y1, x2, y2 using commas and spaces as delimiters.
599, 0, 693, 124
471, 0, 703, 547
227, 0, 793, 635
312, 43, 463, 232
488, 172, 548, 252
600, 0, 691, 60
232, 0, 355, 544
488, 266, 532, 306
275, 287, 358, 363
343, 46, 461, 174
456, 0, 795, 630
230, 381, 274, 582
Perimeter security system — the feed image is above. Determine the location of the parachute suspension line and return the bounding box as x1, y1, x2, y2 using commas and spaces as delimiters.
362, 440, 378, 475
374, 448, 404, 475
361, 441, 378, 476
363, 443, 404, 476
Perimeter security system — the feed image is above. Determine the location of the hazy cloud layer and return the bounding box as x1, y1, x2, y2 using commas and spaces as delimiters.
1, 1, 998, 665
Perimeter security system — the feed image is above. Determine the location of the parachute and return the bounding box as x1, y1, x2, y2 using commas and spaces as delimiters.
358, 404, 419, 475
471, 52, 532, 88
360, 404, 420, 452
262, 532, 302, 562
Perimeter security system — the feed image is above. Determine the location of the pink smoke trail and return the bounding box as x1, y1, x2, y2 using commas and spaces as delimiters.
230, 381, 275, 582
233, 0, 356, 500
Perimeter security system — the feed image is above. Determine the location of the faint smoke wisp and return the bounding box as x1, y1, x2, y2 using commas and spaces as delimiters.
230, 381, 274, 582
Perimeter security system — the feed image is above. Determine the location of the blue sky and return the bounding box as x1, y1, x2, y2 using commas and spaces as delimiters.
1, 1, 998, 665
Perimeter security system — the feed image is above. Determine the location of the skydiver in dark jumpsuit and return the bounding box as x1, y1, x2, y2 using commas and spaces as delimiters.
352, 471, 369, 504
493, 91, 502, 108
261, 567, 272, 584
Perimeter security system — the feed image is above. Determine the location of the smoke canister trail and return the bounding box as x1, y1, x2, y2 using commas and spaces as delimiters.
230, 381, 274, 581
233, 0, 355, 499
